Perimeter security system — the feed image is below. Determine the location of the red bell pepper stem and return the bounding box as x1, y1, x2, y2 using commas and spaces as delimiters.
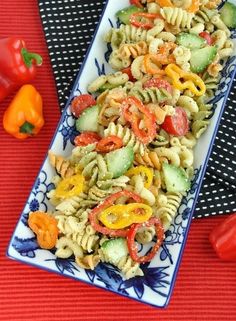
127, 217, 164, 263
88, 190, 142, 237
21, 48, 43, 68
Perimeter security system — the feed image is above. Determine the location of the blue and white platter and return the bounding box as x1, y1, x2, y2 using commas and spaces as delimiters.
7, 0, 236, 308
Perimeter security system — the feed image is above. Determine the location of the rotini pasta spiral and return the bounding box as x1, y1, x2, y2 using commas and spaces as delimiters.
48, 151, 75, 178
103, 122, 146, 155
68, 224, 100, 253
160, 7, 194, 29
155, 192, 183, 230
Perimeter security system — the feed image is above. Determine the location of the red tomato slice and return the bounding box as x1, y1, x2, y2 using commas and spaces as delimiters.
121, 67, 136, 82
74, 132, 101, 146
130, 0, 144, 8
161, 107, 189, 136
71, 94, 96, 118
144, 78, 172, 94
199, 32, 213, 45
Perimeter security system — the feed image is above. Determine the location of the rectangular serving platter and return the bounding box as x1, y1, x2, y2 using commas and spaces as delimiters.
7, 0, 236, 308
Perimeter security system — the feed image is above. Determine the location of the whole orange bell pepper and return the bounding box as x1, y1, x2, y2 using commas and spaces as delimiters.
3, 84, 44, 139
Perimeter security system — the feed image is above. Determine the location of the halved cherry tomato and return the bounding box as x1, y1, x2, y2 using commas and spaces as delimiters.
121, 67, 136, 82
130, 13, 162, 30
161, 107, 189, 136
88, 190, 142, 237
130, 0, 144, 8
144, 78, 172, 94
127, 217, 164, 263
74, 131, 101, 146
71, 94, 96, 118
199, 32, 213, 45
96, 135, 123, 153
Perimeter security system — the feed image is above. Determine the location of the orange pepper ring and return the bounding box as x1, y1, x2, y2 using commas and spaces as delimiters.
143, 54, 165, 75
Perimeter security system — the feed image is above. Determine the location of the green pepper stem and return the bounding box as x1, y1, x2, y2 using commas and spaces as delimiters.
21, 47, 43, 68
20, 121, 35, 134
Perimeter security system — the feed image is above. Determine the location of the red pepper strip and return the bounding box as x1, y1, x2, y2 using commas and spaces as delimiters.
0, 37, 42, 102
127, 217, 164, 263
96, 135, 123, 153
88, 190, 142, 237
209, 213, 236, 261
130, 13, 163, 30
122, 96, 157, 144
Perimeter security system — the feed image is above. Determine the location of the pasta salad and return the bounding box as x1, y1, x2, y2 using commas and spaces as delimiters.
28, 0, 236, 279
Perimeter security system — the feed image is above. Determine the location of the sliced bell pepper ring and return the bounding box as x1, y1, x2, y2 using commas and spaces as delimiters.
28, 211, 59, 250
96, 135, 123, 153
74, 131, 101, 146
88, 190, 142, 237
143, 54, 166, 75
127, 217, 164, 263
99, 203, 153, 229
122, 96, 157, 144
130, 13, 163, 30
54, 173, 84, 199
126, 165, 153, 188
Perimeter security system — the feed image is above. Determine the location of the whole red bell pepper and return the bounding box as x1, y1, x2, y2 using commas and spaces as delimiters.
0, 37, 42, 102
209, 213, 236, 261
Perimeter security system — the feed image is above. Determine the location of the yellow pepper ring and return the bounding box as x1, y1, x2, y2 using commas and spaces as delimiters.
165, 63, 206, 96
54, 173, 84, 198
99, 203, 153, 229
126, 166, 153, 189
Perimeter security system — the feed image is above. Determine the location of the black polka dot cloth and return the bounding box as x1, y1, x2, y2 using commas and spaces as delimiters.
38, 0, 236, 218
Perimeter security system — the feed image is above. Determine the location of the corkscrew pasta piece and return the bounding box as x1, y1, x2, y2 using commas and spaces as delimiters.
48, 151, 75, 179
75, 254, 100, 270
177, 95, 199, 118
67, 224, 100, 253
134, 150, 161, 170
155, 192, 183, 231
160, 7, 194, 29
55, 236, 84, 259
55, 194, 97, 216
130, 174, 156, 206
117, 41, 148, 60
193, 6, 217, 23
128, 86, 172, 104
154, 147, 181, 167
135, 226, 156, 244
103, 122, 146, 155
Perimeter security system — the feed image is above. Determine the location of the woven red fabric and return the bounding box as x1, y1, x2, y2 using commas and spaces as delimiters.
0, 1, 236, 320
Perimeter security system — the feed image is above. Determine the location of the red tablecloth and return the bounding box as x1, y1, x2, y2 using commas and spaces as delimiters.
0, 1, 236, 320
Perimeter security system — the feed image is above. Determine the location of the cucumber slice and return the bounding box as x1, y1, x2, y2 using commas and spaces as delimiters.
75, 105, 99, 132
162, 163, 190, 193
176, 33, 206, 50
101, 238, 128, 265
190, 46, 217, 73
220, 2, 236, 28
116, 5, 144, 25
106, 146, 134, 178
